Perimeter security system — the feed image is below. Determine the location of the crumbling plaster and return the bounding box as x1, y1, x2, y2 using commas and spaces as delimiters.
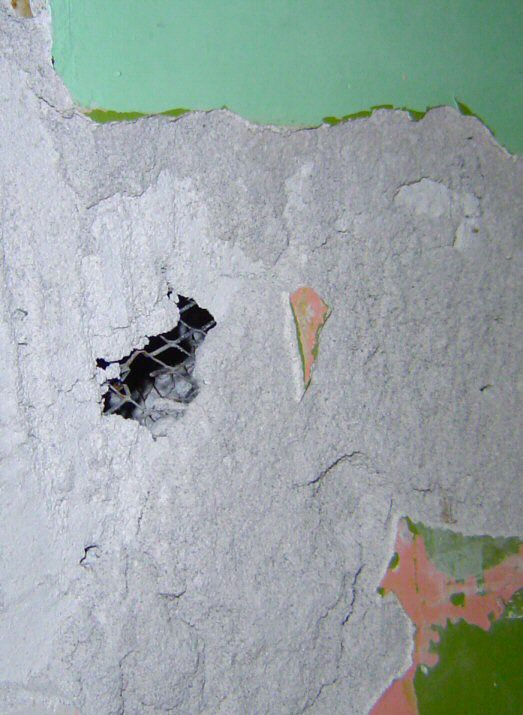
0, 6, 521, 715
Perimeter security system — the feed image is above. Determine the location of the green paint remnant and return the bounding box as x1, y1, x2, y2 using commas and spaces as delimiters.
324, 105, 427, 127
323, 100, 493, 136
86, 108, 189, 124
388, 552, 400, 570
323, 109, 374, 125
503, 589, 523, 620
290, 287, 330, 392
410, 520, 520, 581
322, 116, 341, 126
49, 0, 523, 153
406, 517, 420, 536
414, 617, 523, 715
455, 98, 477, 117
454, 98, 491, 134
450, 592, 466, 607
86, 109, 146, 124
407, 108, 427, 122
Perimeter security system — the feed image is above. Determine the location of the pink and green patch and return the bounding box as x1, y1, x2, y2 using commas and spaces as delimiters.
372, 518, 523, 715
290, 287, 330, 391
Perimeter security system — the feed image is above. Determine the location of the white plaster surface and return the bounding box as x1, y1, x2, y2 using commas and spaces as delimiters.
0, 6, 522, 715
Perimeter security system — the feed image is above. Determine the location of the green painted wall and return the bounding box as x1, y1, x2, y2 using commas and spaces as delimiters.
50, 0, 523, 152
415, 614, 523, 715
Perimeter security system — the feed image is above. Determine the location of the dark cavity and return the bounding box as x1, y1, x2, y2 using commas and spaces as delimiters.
97, 295, 215, 427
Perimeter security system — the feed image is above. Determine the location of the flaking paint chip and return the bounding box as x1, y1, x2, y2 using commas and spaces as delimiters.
371, 518, 523, 714
11, 0, 32, 18
290, 286, 330, 390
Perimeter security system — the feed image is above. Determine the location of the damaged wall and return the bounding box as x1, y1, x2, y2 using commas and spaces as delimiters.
49, 0, 523, 153
0, 5, 522, 715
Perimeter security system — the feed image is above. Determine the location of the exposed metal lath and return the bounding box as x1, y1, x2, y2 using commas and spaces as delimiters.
98, 296, 215, 427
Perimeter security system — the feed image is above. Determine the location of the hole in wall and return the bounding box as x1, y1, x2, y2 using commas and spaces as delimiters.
97, 295, 215, 429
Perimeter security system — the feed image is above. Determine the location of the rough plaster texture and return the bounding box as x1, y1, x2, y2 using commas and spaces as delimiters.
0, 6, 522, 715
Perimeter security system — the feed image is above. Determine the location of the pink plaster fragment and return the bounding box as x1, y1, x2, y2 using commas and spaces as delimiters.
290, 286, 330, 389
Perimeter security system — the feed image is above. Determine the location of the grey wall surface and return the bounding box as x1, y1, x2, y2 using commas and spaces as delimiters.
0, 6, 522, 715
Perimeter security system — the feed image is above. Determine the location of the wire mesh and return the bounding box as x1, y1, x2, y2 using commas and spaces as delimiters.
98, 296, 215, 427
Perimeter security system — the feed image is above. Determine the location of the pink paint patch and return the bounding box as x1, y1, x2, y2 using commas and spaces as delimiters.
371, 518, 523, 714
290, 287, 330, 390
370, 666, 418, 715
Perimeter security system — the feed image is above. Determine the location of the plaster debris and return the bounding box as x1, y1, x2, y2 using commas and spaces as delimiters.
394, 178, 454, 219
0, 6, 521, 715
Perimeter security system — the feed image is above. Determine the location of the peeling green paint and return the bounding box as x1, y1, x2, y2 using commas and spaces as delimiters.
85, 107, 189, 124
450, 592, 466, 607
388, 552, 400, 570
323, 105, 424, 126
414, 615, 523, 714
410, 520, 520, 581
372, 519, 523, 715
49, 0, 523, 153
322, 99, 488, 133
504, 589, 523, 619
